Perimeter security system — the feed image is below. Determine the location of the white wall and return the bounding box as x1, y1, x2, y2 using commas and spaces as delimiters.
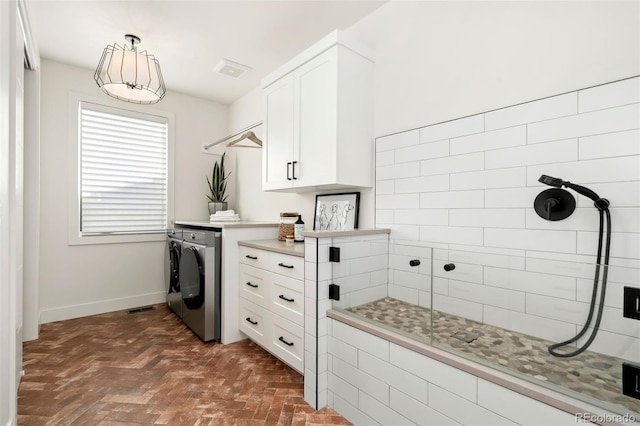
332, 0, 640, 361
346, 0, 640, 137
38, 59, 228, 322
228, 1, 638, 232
376, 77, 640, 360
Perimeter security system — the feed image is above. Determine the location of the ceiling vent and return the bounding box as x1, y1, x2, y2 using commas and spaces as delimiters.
213, 58, 252, 79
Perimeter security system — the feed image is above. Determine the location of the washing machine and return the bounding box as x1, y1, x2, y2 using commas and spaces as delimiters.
179, 229, 222, 342
165, 228, 183, 317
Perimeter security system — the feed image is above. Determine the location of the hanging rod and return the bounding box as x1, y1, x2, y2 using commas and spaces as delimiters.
203, 121, 263, 150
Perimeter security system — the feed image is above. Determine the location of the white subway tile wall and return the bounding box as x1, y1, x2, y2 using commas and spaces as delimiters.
304, 234, 390, 409
329, 235, 390, 311
328, 319, 577, 425
304, 237, 329, 408
375, 77, 640, 359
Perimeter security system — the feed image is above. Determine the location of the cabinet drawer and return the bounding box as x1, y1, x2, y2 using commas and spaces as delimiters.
268, 252, 304, 281
239, 246, 269, 269
239, 298, 268, 346
269, 315, 304, 373
240, 264, 269, 308
270, 273, 304, 325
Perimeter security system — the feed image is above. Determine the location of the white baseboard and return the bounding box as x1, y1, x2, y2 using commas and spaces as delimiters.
40, 292, 167, 324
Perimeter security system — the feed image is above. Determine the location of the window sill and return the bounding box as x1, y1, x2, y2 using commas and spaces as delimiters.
68, 232, 166, 246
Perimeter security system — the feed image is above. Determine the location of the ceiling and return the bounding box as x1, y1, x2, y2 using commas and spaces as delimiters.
26, 0, 387, 105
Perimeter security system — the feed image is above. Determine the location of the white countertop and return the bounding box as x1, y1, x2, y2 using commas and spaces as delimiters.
238, 239, 305, 258
175, 220, 278, 229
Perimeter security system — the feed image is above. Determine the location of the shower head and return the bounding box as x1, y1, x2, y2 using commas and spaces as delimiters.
538, 174, 609, 209
539, 175, 565, 188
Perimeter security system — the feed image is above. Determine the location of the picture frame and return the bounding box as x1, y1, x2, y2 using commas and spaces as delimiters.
313, 192, 360, 231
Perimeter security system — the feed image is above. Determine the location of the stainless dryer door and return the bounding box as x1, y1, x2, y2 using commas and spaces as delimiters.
179, 244, 205, 310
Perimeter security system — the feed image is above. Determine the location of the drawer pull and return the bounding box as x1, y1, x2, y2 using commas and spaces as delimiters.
278, 263, 294, 269
245, 282, 258, 288
278, 294, 295, 303
245, 317, 258, 325
245, 255, 258, 260
278, 336, 294, 346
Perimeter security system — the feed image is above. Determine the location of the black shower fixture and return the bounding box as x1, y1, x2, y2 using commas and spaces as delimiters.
536, 174, 611, 358
538, 175, 610, 210
534, 188, 575, 221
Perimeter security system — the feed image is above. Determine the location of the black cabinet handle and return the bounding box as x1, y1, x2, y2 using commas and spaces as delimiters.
245, 255, 258, 260
279, 294, 295, 303
292, 161, 298, 180
246, 282, 258, 288
245, 317, 258, 325
278, 336, 294, 346
287, 162, 292, 181
278, 263, 294, 269
444, 263, 456, 271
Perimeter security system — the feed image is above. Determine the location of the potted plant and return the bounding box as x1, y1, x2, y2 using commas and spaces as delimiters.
207, 152, 230, 215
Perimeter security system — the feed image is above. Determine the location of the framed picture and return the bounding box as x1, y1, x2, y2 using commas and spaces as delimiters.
313, 192, 360, 231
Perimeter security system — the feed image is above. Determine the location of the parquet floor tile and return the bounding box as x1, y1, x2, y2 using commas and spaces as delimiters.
18, 304, 349, 426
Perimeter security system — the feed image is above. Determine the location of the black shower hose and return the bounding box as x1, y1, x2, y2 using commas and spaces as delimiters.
548, 208, 611, 358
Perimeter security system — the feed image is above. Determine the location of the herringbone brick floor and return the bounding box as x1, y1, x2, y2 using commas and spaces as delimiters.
18, 304, 350, 425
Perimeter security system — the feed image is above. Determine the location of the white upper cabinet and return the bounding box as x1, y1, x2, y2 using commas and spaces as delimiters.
261, 30, 374, 192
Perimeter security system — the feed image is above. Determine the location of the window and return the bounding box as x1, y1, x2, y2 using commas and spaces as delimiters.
78, 101, 168, 236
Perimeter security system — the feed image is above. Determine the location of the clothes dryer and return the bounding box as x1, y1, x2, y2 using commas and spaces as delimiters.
179, 230, 222, 342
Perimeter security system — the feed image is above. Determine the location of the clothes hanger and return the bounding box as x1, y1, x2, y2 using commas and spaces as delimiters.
226, 131, 263, 148
203, 121, 263, 152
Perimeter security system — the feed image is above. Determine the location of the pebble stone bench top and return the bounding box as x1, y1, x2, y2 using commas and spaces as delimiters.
347, 297, 640, 416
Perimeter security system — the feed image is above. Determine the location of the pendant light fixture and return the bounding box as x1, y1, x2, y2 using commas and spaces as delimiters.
94, 34, 166, 104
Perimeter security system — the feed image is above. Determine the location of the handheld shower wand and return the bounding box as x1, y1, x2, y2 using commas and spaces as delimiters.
536, 175, 611, 358
539, 175, 610, 210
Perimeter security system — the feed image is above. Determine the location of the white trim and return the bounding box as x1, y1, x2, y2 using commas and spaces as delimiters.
40, 291, 167, 324
17, 0, 39, 70
1, 1, 19, 424
23, 67, 41, 342
67, 91, 175, 246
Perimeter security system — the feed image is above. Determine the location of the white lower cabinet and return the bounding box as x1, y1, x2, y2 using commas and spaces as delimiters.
239, 298, 267, 345
270, 314, 304, 370
238, 246, 304, 373
239, 264, 267, 308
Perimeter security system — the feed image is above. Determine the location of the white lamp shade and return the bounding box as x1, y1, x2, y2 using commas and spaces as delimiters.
94, 41, 166, 104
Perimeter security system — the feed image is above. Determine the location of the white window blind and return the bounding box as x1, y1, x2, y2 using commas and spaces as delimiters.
79, 102, 168, 235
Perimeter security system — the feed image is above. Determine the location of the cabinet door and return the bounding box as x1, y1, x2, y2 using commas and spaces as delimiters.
263, 74, 295, 190
293, 49, 338, 187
